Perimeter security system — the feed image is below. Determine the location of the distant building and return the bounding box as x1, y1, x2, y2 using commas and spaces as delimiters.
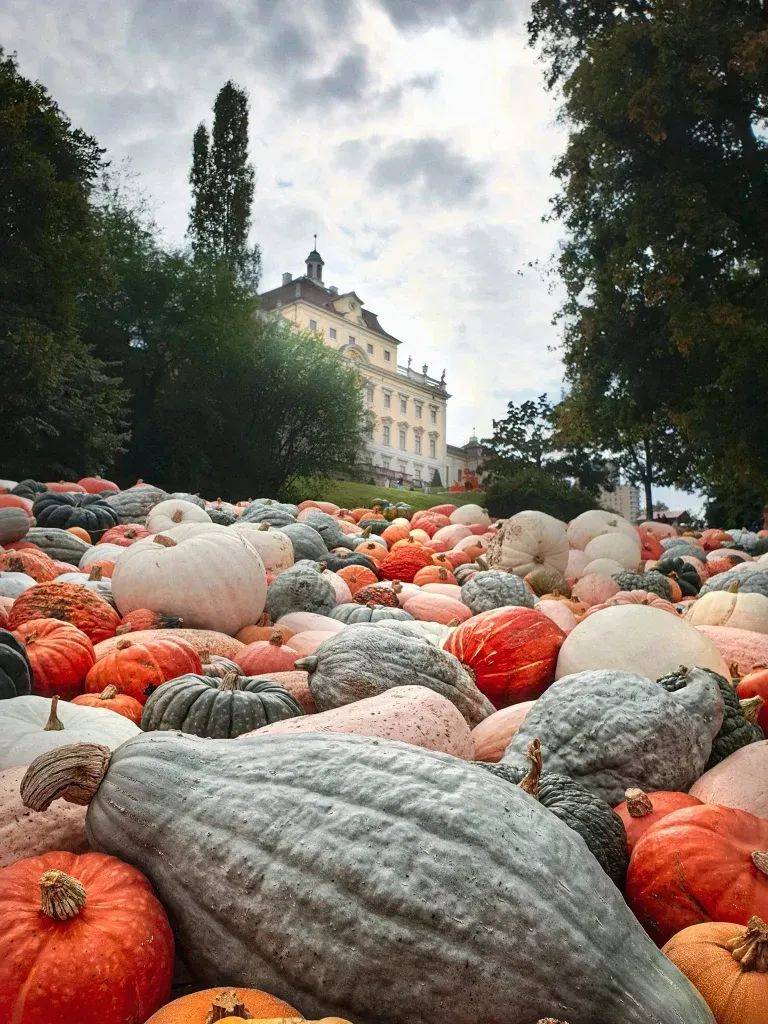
259, 246, 478, 489
599, 482, 642, 522
446, 434, 486, 490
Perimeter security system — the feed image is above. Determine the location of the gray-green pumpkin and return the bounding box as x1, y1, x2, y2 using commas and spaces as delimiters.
701, 566, 768, 596
0, 507, 33, 545
239, 500, 297, 527
330, 603, 413, 625
168, 492, 207, 508
280, 522, 329, 561
141, 672, 303, 738
23, 732, 714, 1023
611, 570, 672, 599
301, 510, 355, 550
504, 667, 724, 805
105, 485, 168, 525
265, 562, 335, 621
24, 527, 92, 565
295, 624, 494, 727
461, 570, 535, 614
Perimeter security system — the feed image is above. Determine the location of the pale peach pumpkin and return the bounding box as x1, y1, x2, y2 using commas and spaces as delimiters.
471, 702, 535, 762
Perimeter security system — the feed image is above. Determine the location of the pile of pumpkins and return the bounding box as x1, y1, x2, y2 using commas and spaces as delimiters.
2, 475, 768, 1024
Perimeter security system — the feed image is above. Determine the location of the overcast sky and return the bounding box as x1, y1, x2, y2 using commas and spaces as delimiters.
3, 0, 693, 510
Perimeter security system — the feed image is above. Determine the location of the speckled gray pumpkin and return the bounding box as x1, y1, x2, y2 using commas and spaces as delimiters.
105, 485, 168, 525
62, 730, 715, 1024
265, 562, 336, 621
302, 510, 355, 551
168, 492, 206, 508
461, 570, 535, 614
504, 668, 724, 804
239, 503, 296, 527
701, 566, 768, 596
140, 672, 303, 738
208, 508, 237, 526
25, 527, 91, 565
280, 522, 329, 561
296, 624, 494, 727
330, 603, 413, 624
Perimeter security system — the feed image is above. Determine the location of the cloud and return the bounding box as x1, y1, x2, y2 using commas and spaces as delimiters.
376, 0, 522, 33
290, 46, 372, 107
370, 138, 485, 205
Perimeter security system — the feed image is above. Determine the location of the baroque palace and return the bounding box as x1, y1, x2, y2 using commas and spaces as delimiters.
259, 246, 482, 489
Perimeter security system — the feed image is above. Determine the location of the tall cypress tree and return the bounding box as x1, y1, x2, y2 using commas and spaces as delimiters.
187, 82, 260, 290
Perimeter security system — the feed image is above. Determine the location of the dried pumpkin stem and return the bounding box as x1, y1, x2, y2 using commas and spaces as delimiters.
269, 631, 284, 646
21, 743, 112, 811
726, 915, 768, 972
116, 638, 132, 650
219, 671, 241, 693
40, 869, 86, 920
519, 738, 543, 799
205, 989, 255, 1022
740, 695, 764, 724
98, 685, 119, 700
536, 1019, 570, 1024
153, 535, 177, 548
753, 851, 768, 877
88, 565, 103, 581
625, 788, 653, 818
43, 696, 64, 732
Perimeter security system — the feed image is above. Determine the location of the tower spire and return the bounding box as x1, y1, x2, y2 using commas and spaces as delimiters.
306, 238, 324, 284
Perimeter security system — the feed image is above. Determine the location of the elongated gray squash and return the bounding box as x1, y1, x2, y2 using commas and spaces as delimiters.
21, 732, 714, 1024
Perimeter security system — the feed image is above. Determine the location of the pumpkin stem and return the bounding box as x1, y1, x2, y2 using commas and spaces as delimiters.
447, 617, 460, 627
727, 579, 741, 594
294, 655, 318, 673
205, 989, 255, 1021
115, 623, 133, 635
39, 869, 87, 921
44, 696, 64, 732
519, 738, 542, 799
258, 522, 270, 531
153, 535, 177, 548
20, 743, 112, 811
171, 510, 184, 523
740, 695, 764, 724
116, 637, 133, 650
219, 671, 241, 692
87, 565, 103, 581
753, 851, 768, 878
269, 632, 284, 646
98, 685, 118, 700
624, 788, 653, 818
392, 581, 402, 594
361, 526, 371, 538
726, 915, 768, 972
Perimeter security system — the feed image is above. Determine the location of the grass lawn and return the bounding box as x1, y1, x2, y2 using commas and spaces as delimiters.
316, 479, 486, 511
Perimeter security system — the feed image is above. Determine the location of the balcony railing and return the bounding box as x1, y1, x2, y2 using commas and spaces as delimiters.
396, 364, 447, 391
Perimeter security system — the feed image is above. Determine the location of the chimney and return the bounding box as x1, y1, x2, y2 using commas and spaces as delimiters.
282, 272, 292, 286
329, 285, 338, 295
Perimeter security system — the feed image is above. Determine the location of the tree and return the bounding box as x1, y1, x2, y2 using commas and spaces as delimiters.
485, 465, 596, 521
188, 81, 261, 291
0, 50, 129, 478
529, 1, 768, 516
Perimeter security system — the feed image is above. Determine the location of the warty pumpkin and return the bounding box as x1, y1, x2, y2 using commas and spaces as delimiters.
96, 626, 244, 661
12, 618, 95, 699
265, 562, 336, 622
0, 851, 173, 1024
9, 582, 121, 644
378, 542, 434, 583
0, 549, 59, 583
20, 732, 715, 1024
460, 569, 535, 614
85, 635, 202, 704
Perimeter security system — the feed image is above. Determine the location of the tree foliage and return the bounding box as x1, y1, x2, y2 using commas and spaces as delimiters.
530, 0, 768, 520
485, 465, 597, 521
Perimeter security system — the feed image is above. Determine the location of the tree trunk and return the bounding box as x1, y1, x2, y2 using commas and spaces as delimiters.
642, 436, 654, 520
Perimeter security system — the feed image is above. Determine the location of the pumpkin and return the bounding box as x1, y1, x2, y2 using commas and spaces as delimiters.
295, 624, 494, 727
99, 523, 151, 547
0, 695, 138, 769
9, 582, 121, 644
78, 542, 124, 570
258, 684, 475, 759
71, 685, 143, 725
0, 851, 173, 1024
265, 562, 336, 622
252, 669, 316, 714
524, 565, 570, 597
275, 611, 345, 635
85, 635, 202, 705
145, 498, 212, 534
571, 573, 620, 607
0, 571, 36, 599
0, 628, 33, 699
409, 509, 451, 536
11, 479, 46, 502
141, 671, 304, 738
322, 554, 378, 578
444, 607, 565, 708
696, 625, 768, 675
378, 543, 433, 583
584, 589, 679, 617
611, 570, 673, 599
403, 592, 472, 625
236, 622, 295, 645
0, 764, 88, 867
567, 509, 638, 550
0, 506, 33, 545
144, 987, 300, 1024
471, 701, 535, 762
654, 555, 702, 596
353, 581, 402, 607
0, 493, 32, 512
614, 789, 703, 853
555, 605, 729, 679
230, 522, 294, 575
626, 804, 768, 944
32, 491, 119, 541
485, 510, 569, 577
112, 531, 267, 636
287, 630, 337, 657
105, 484, 168, 525
701, 566, 768, 597
582, 557, 626, 578
687, 590, 768, 634
330, 603, 413, 624
23, 527, 91, 565
412, 564, 458, 587
43, 481, 87, 493
77, 475, 120, 494
239, 502, 296, 528
234, 633, 298, 675
20, 733, 715, 1024
690, 742, 768, 820
504, 667, 724, 804
65, 526, 92, 543
372, 618, 458, 647
12, 619, 95, 700
583, 531, 641, 571
460, 569, 535, 615
736, 669, 768, 732
662, 916, 768, 1024
0, 549, 58, 583
116, 608, 183, 632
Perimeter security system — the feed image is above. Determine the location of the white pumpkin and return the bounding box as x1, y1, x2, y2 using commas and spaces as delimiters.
79, 543, 125, 570
565, 548, 590, 582
567, 509, 638, 550
707, 548, 751, 563
581, 557, 626, 577
487, 510, 569, 577
685, 590, 768, 635
449, 504, 491, 528
0, 696, 138, 770
376, 618, 457, 646
555, 605, 729, 680
583, 531, 641, 571
275, 611, 346, 634
230, 522, 294, 575
0, 571, 36, 599
111, 530, 267, 635
322, 569, 351, 605
145, 498, 212, 534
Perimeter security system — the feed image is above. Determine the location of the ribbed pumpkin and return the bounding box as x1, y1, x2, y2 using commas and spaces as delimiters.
613, 789, 703, 853
662, 916, 768, 1023
144, 987, 299, 1024
444, 607, 566, 708
85, 635, 202, 705
71, 685, 143, 724
77, 475, 120, 494
626, 804, 768, 944
0, 550, 58, 583
335, 564, 378, 595
234, 633, 298, 675
379, 542, 433, 583
9, 583, 120, 644
412, 565, 458, 587
0, 851, 173, 1024
12, 619, 95, 700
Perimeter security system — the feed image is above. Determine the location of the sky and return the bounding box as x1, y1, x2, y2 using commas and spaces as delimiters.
2, 0, 694, 511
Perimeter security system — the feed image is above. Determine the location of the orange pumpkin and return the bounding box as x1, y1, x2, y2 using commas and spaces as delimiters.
85, 635, 202, 704
116, 608, 182, 633
234, 633, 298, 675
0, 549, 59, 583
412, 565, 458, 587
99, 524, 151, 547
65, 527, 92, 543
381, 522, 411, 546
84, 559, 115, 578
409, 510, 451, 537
379, 543, 434, 583
9, 582, 121, 644
336, 565, 378, 595
77, 476, 120, 494
662, 916, 768, 1023
43, 480, 87, 493
0, 851, 173, 1024
12, 618, 95, 700
0, 494, 33, 513
71, 684, 143, 724
236, 623, 296, 645
354, 541, 387, 564
736, 668, 768, 734
144, 987, 299, 1024
614, 788, 702, 853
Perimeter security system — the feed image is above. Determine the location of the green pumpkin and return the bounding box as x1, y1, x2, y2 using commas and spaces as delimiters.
330, 603, 413, 625
0, 629, 33, 699
653, 556, 702, 596
32, 492, 119, 541
612, 570, 672, 600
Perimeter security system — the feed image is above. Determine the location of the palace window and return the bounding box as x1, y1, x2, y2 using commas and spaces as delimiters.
430, 407, 437, 425
367, 343, 374, 355
414, 434, 422, 455
365, 384, 374, 406
384, 349, 391, 362
400, 397, 407, 415
309, 319, 317, 331
349, 335, 356, 345
415, 403, 422, 419
429, 438, 436, 458
383, 424, 391, 446
382, 456, 391, 469
329, 327, 337, 340
399, 428, 406, 451
383, 391, 391, 409
366, 422, 374, 440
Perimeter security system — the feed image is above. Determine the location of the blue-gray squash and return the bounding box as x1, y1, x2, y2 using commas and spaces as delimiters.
105, 484, 168, 525
280, 522, 329, 561
24, 527, 91, 565
265, 562, 335, 622
330, 603, 413, 624
20, 732, 715, 1024
301, 510, 355, 551
504, 667, 724, 804
295, 623, 494, 727
461, 570, 535, 614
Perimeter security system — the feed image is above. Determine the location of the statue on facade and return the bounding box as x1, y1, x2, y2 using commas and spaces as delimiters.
439, 369, 446, 387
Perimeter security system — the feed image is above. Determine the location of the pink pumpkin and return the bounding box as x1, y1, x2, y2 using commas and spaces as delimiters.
253, 669, 315, 713
256, 685, 474, 759
585, 589, 679, 617
322, 570, 351, 605
689, 741, 768, 820
234, 634, 298, 675
536, 599, 578, 634
471, 702, 535, 763
639, 521, 678, 540
572, 572, 621, 607
403, 592, 473, 624
694, 625, 768, 674
565, 548, 590, 583
286, 630, 338, 657
421, 583, 464, 600
432, 524, 473, 548
275, 611, 345, 634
